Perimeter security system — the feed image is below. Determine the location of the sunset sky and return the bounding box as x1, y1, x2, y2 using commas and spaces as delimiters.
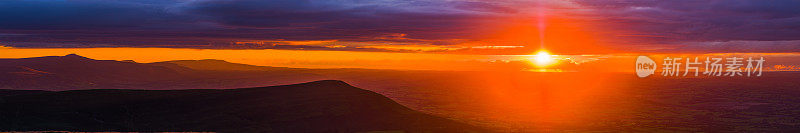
1, 0, 799, 71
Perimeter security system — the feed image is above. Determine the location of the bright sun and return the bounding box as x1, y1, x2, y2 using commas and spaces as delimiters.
532, 50, 555, 67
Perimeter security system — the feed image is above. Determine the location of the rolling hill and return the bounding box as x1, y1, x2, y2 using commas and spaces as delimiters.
0, 80, 485, 132
0, 54, 326, 90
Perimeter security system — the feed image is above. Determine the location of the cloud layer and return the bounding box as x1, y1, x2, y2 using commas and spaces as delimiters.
0, 0, 798, 54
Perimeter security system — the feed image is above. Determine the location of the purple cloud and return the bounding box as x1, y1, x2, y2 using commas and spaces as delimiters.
0, 0, 798, 53
572, 0, 800, 49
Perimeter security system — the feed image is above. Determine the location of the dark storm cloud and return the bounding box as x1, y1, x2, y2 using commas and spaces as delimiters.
573, 0, 800, 42
181, 0, 507, 40
0, 0, 799, 53
0, 0, 193, 30
0, 0, 509, 49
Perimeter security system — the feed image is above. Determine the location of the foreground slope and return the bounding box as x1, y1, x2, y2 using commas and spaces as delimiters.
0, 80, 484, 132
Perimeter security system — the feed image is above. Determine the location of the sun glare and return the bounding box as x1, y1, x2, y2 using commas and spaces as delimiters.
532, 50, 555, 67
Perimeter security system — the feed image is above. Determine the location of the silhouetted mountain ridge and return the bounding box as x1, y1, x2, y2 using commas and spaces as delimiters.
151, 59, 299, 71
0, 80, 484, 132
0, 54, 198, 90
0, 54, 326, 90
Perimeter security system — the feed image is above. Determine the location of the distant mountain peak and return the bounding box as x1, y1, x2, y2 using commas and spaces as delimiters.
62, 54, 91, 60
158, 59, 231, 64
152, 59, 294, 71
306, 80, 351, 86
64, 53, 81, 57
198, 59, 228, 62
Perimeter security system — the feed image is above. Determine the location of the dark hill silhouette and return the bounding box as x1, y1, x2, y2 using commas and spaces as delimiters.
0, 80, 485, 132
0, 54, 194, 90
0, 54, 327, 90
151, 59, 301, 71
